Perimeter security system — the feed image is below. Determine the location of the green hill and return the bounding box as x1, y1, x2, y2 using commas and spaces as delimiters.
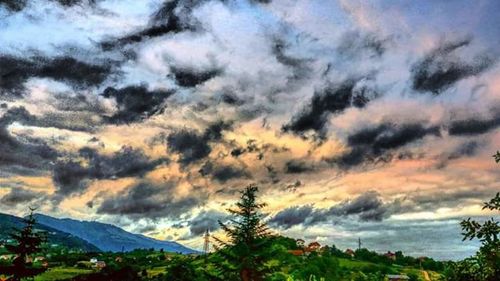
0, 213, 99, 252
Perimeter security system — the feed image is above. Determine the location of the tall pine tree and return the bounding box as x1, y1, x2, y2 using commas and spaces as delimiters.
3, 208, 47, 281
214, 184, 270, 281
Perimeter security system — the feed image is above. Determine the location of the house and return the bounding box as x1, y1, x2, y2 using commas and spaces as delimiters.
90, 258, 98, 263
387, 274, 410, 281
115, 256, 123, 263
345, 249, 355, 258
34, 256, 46, 262
95, 261, 106, 269
296, 239, 305, 248
384, 251, 396, 261
0, 255, 11, 261
306, 242, 321, 252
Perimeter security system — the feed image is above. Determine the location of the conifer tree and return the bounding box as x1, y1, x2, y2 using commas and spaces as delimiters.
4, 208, 47, 281
214, 184, 270, 281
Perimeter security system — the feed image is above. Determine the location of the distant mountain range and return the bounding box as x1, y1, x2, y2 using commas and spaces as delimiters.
33, 214, 196, 254
0, 213, 196, 254
0, 213, 99, 252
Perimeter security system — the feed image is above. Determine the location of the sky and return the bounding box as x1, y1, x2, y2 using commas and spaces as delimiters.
0, 0, 499, 260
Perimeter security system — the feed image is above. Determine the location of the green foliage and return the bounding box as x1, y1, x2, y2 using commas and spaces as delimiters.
1, 208, 47, 281
494, 151, 500, 163
213, 184, 271, 281
448, 154, 500, 281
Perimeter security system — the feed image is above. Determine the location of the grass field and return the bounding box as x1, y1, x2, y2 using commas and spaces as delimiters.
338, 258, 441, 281
34, 267, 93, 281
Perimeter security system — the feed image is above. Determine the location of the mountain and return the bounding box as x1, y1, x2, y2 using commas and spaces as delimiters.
0, 213, 99, 252
33, 214, 197, 254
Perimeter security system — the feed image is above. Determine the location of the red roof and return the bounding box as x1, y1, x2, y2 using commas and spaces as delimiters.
308, 242, 321, 247
288, 250, 304, 256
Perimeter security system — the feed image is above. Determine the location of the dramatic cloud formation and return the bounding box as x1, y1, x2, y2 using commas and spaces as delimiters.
0, 0, 499, 259
97, 180, 205, 219
0, 55, 114, 96
52, 146, 167, 197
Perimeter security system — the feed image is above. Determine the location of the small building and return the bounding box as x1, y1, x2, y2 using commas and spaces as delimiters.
90, 258, 98, 263
387, 274, 410, 281
34, 256, 46, 262
307, 242, 321, 252
0, 255, 11, 261
345, 249, 355, 258
95, 261, 106, 269
384, 251, 396, 261
115, 256, 123, 263
296, 239, 305, 248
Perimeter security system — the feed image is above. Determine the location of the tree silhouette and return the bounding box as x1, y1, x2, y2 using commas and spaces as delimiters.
454, 152, 500, 280
214, 184, 270, 281
1, 208, 47, 281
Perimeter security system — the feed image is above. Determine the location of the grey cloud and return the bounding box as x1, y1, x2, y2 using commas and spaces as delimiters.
166, 120, 232, 166
199, 161, 250, 183
188, 210, 227, 237
411, 38, 496, 94
0, 187, 45, 206
52, 146, 168, 197
270, 191, 389, 229
283, 79, 378, 137
101, 85, 175, 124
97, 180, 206, 219
0, 55, 114, 97
0, 107, 59, 175
334, 122, 441, 168
337, 31, 388, 59
448, 114, 500, 136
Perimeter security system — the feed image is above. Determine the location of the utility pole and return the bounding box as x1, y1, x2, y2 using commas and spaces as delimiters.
203, 229, 210, 254
358, 237, 362, 250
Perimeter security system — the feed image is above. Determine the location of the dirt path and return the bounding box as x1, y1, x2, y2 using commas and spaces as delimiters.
422, 270, 431, 281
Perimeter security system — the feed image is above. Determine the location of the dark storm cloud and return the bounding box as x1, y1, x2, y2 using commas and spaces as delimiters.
271, 38, 312, 83
1, 104, 100, 133
167, 130, 212, 165
447, 141, 480, 160
100, 0, 202, 50
0, 107, 59, 174
101, 85, 174, 124
268, 205, 313, 229
0, 55, 114, 97
0, 0, 97, 12
97, 180, 205, 219
283, 79, 377, 137
52, 146, 168, 197
328, 191, 387, 222
188, 210, 227, 237
170, 66, 222, 88
335, 122, 440, 168
270, 191, 389, 229
337, 31, 387, 58
166, 120, 232, 165
411, 38, 496, 94
0, 187, 44, 206
217, 91, 245, 106
0, 0, 27, 11
199, 161, 250, 183
284, 159, 313, 174
448, 114, 500, 136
